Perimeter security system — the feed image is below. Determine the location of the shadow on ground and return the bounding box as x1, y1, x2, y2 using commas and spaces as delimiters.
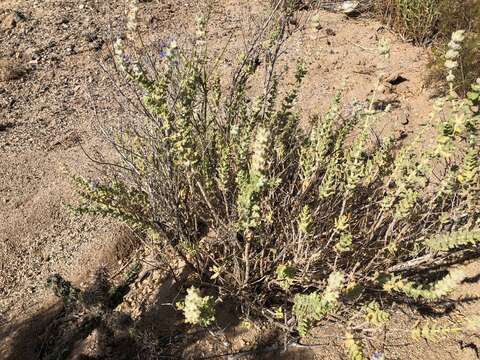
0, 296, 302, 360
3, 255, 479, 360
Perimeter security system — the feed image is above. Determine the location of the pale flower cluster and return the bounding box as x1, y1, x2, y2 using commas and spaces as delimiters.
445, 30, 465, 84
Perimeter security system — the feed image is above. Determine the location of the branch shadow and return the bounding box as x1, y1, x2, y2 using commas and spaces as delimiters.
3, 249, 479, 360
463, 272, 480, 284
0, 265, 247, 359
0, 304, 63, 360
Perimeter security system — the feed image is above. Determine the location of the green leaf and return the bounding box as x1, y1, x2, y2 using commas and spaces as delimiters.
467, 91, 479, 101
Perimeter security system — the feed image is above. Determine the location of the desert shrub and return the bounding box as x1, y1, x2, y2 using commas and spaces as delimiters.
374, 0, 480, 94
427, 0, 480, 96
435, 0, 480, 36
373, 0, 441, 44
75, 3, 480, 352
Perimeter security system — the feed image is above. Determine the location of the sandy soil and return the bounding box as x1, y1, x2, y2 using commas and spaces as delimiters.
0, 1, 479, 359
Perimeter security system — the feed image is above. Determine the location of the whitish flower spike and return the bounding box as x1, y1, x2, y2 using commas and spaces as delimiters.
114, 38, 129, 72
311, 14, 321, 30
448, 40, 461, 50
165, 40, 179, 59
446, 73, 455, 82
114, 38, 124, 56
451, 30, 466, 43
178, 287, 215, 327
445, 30, 466, 86
445, 60, 458, 70
378, 38, 391, 59
445, 49, 459, 60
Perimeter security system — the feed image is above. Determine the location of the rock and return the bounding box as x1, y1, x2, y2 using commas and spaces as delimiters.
325, 28, 336, 36
56, 16, 69, 25
1, 11, 23, 31
151, 271, 161, 281
88, 40, 103, 52
0, 59, 26, 82
83, 31, 98, 43
377, 83, 389, 94
400, 112, 409, 125
24, 47, 40, 61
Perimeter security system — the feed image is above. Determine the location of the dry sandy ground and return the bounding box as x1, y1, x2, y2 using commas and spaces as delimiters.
0, 0, 479, 359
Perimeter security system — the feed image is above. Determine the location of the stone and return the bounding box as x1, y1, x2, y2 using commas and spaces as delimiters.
1, 11, 23, 31
0, 59, 26, 82
24, 47, 40, 61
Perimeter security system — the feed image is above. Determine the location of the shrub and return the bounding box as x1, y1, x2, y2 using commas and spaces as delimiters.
75, 3, 480, 351
382, 0, 438, 43
428, 31, 480, 97
373, 0, 441, 45
374, 0, 480, 94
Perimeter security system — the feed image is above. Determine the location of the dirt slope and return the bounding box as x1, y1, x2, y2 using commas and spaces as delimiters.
0, 1, 479, 359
